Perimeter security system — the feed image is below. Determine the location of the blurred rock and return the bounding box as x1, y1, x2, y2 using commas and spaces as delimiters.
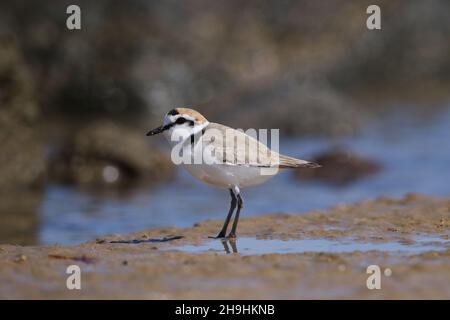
49, 121, 174, 188
210, 81, 361, 137
0, 1, 149, 116
1, 0, 450, 139
328, 0, 450, 103
0, 39, 45, 192
296, 149, 382, 186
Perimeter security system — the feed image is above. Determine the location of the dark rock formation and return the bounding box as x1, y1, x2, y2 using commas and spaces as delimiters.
49, 121, 174, 188
296, 149, 382, 186
0, 39, 46, 191
2, 1, 449, 138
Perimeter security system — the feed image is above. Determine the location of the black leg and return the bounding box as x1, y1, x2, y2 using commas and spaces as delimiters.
228, 193, 243, 238
214, 189, 237, 238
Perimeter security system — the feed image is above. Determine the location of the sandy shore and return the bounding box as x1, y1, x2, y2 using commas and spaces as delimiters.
0, 193, 449, 299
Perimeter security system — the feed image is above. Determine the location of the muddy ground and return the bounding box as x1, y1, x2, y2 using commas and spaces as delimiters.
0, 193, 449, 299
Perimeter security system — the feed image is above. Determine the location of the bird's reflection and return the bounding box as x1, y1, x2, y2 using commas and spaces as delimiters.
220, 238, 238, 254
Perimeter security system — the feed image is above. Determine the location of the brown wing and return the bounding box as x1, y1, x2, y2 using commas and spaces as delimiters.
204, 123, 320, 169
278, 154, 321, 169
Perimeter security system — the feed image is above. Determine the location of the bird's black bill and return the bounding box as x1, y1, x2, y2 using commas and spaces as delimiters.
146, 124, 172, 136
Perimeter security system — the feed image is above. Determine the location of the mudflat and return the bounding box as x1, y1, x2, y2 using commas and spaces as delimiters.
0, 193, 449, 299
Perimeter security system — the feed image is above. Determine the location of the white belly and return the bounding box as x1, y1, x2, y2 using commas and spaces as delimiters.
182, 163, 277, 189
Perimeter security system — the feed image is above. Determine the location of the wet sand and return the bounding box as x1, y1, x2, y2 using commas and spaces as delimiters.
0, 193, 449, 299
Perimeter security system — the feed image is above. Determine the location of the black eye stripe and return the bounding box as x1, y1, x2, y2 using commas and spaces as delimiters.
175, 117, 195, 126
176, 117, 187, 124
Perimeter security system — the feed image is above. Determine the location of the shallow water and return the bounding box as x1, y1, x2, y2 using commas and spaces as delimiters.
165, 236, 450, 256
31, 106, 450, 244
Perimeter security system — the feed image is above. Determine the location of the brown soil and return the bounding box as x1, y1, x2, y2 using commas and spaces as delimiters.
0, 193, 449, 299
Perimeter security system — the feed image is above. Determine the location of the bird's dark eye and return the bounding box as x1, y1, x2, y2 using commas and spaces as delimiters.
176, 117, 187, 124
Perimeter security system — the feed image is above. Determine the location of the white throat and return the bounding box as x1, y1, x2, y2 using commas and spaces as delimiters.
163, 121, 209, 146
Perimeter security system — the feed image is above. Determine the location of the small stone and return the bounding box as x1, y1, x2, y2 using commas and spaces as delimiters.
14, 254, 27, 263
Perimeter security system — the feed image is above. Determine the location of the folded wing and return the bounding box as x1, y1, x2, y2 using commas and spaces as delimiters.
204, 123, 320, 169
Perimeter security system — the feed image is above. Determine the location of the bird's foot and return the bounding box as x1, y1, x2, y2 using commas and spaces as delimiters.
208, 231, 227, 239
209, 231, 238, 240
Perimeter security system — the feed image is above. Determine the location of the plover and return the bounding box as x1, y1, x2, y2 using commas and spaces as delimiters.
147, 108, 320, 238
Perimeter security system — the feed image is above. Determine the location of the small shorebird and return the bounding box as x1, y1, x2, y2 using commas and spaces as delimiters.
147, 108, 319, 238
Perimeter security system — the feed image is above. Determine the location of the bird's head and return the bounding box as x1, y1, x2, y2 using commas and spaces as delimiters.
146, 108, 209, 141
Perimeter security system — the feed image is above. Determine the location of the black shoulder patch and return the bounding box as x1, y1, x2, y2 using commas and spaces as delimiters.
167, 109, 179, 116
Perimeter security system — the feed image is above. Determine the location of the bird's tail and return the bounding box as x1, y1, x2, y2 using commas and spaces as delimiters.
278, 155, 321, 169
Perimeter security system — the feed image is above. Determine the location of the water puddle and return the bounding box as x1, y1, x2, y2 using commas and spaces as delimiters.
164, 236, 449, 256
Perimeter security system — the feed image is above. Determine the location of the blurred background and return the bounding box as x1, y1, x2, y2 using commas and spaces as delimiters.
1, 0, 449, 245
